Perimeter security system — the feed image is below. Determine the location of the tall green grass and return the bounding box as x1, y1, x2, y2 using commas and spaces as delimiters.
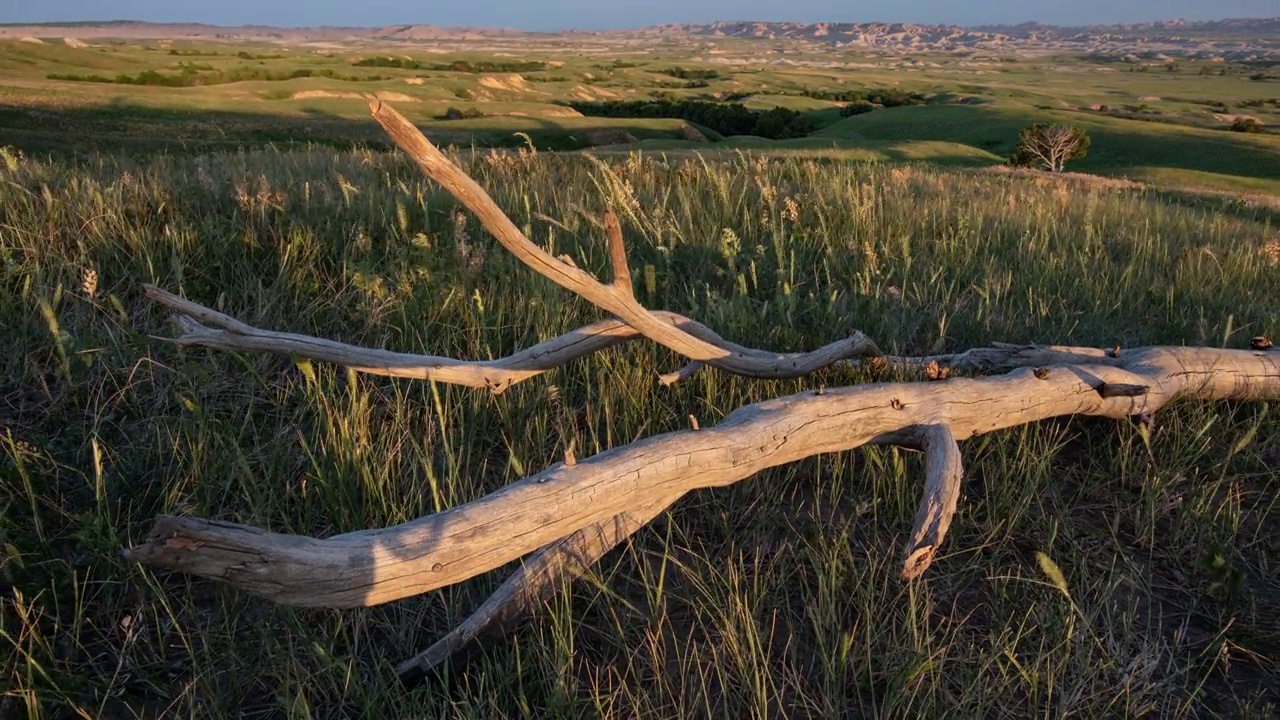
1, 144, 1276, 716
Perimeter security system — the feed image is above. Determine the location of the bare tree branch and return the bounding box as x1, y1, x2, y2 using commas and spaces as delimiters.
365, 97, 883, 379
603, 208, 633, 295
146, 284, 882, 391
395, 492, 676, 682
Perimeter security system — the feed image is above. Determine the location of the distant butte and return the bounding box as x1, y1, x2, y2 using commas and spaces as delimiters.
0, 18, 1275, 59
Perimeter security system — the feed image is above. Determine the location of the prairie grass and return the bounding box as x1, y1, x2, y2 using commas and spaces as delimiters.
0, 144, 1277, 717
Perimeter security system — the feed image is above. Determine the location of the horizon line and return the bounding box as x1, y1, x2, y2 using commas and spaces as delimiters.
3, 15, 1277, 35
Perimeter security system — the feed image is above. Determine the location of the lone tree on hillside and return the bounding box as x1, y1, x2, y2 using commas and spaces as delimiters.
1009, 123, 1091, 172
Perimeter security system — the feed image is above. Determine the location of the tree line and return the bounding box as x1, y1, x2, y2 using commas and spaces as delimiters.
565, 99, 817, 139
48, 66, 382, 87
351, 57, 546, 73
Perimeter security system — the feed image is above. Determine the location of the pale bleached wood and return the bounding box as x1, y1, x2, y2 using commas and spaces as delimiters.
603, 208, 632, 295
901, 424, 963, 581
659, 361, 704, 386
145, 284, 882, 392
150, 276, 1126, 395
365, 98, 886, 379
395, 493, 675, 681
123, 346, 1279, 608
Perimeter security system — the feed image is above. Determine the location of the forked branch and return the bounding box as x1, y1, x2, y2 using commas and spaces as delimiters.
365, 97, 883, 379
145, 285, 881, 393
125, 346, 1279, 608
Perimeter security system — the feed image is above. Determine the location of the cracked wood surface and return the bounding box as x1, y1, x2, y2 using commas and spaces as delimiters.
124, 346, 1279, 608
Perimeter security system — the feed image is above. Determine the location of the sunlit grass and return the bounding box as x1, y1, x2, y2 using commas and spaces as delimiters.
1, 144, 1276, 716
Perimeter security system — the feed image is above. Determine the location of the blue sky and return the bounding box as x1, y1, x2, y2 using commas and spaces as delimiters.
2, 1, 1276, 31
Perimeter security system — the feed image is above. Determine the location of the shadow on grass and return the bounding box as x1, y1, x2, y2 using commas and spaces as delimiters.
0, 101, 698, 156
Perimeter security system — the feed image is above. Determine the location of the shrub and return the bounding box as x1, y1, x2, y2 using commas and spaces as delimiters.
839, 100, 876, 116
566, 99, 815, 140
440, 107, 485, 120
1229, 117, 1266, 133
805, 87, 926, 107
48, 66, 350, 87
751, 107, 816, 139
352, 57, 545, 73
661, 67, 720, 80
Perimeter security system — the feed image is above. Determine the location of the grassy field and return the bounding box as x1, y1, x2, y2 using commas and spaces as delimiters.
1, 29, 1279, 719
2, 36, 1279, 194
1, 139, 1277, 716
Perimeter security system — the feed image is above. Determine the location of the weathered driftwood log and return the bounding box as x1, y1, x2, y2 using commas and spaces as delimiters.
128, 345, 1278, 678
126, 346, 1278, 603
127, 99, 1278, 681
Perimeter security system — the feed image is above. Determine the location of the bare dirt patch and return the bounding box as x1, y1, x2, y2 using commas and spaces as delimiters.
1213, 113, 1261, 124
289, 90, 420, 102
680, 123, 708, 142
571, 85, 622, 101
477, 74, 533, 93
504, 107, 584, 118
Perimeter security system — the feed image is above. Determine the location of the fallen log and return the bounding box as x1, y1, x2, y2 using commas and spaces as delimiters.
126, 99, 1279, 681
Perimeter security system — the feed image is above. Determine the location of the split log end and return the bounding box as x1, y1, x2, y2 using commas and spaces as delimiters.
901, 546, 937, 581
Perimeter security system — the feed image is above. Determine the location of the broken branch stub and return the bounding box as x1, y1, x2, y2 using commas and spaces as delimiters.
901, 424, 964, 581
125, 346, 1279, 608
395, 493, 677, 682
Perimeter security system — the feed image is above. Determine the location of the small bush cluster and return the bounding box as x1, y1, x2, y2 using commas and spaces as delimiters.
439, 107, 486, 120
808, 87, 927, 106
164, 48, 283, 59
49, 66, 384, 86
660, 67, 721, 80
838, 100, 876, 117
352, 57, 546, 73
1229, 117, 1268, 133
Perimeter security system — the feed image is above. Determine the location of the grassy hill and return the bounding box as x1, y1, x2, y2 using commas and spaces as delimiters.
0, 29, 1277, 717
818, 104, 1280, 194
2, 36, 1278, 198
